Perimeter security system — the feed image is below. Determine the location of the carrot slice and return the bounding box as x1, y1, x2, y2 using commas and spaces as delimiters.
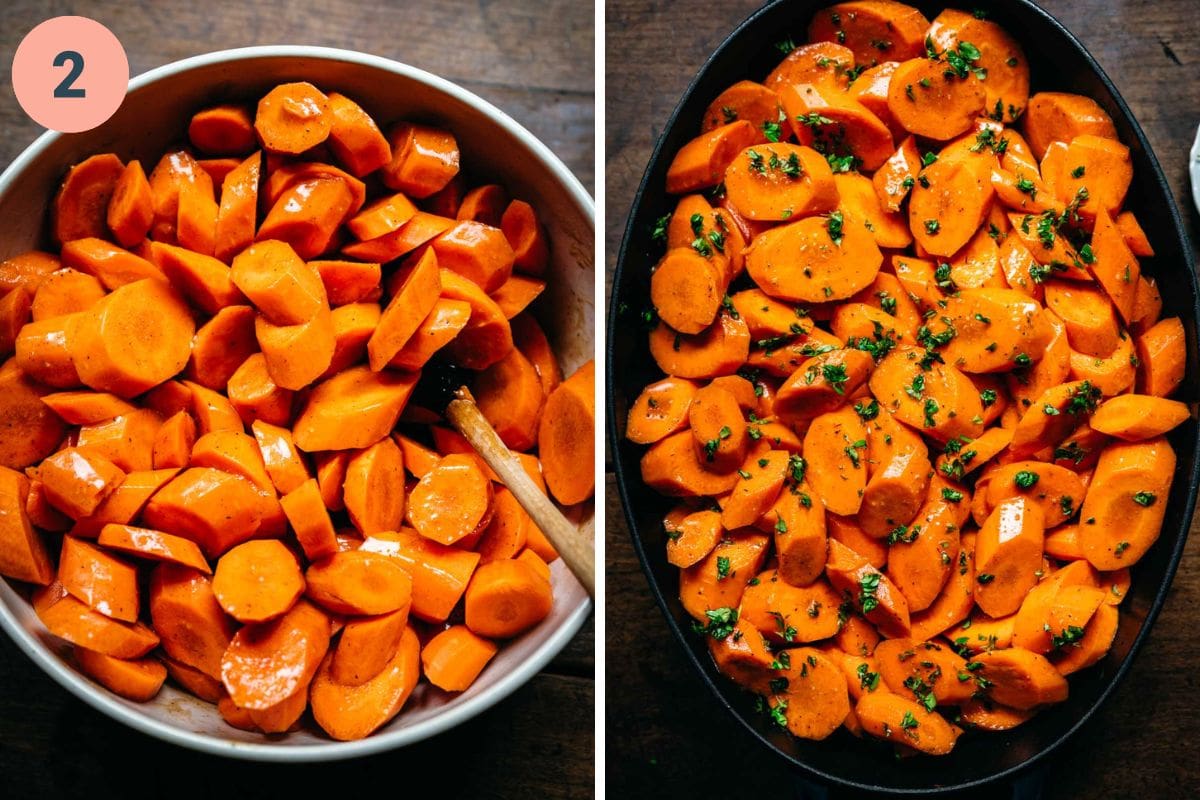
278, 478, 338, 563
310, 626, 419, 741
330, 606, 410, 687
366, 248, 442, 370
360, 529, 480, 623
406, 453, 494, 546
326, 92, 391, 177
231, 240, 328, 326
305, 550, 413, 616
388, 298, 471, 371
422, 624, 498, 692
500, 199, 550, 277
538, 359, 596, 504
75, 647, 167, 702
381, 123, 460, 198
213, 151, 262, 263
54, 154, 125, 245
342, 436, 406, 535
0, 467, 53, 584
106, 160, 155, 247
292, 366, 419, 452
35, 580, 159, 658
142, 467, 265, 557
856, 692, 960, 755
463, 558, 553, 639
311, 259, 381, 306
188, 305, 257, 391
212, 539, 304, 624
254, 82, 331, 155
189, 105, 255, 155
97, 523, 210, 573
221, 598, 330, 710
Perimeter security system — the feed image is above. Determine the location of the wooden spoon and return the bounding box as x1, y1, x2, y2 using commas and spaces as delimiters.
445, 387, 596, 597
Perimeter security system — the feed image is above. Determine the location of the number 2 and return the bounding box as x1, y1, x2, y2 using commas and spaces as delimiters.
53, 50, 86, 98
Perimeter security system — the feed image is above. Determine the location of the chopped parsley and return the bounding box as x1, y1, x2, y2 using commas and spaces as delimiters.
1133, 491, 1157, 507
859, 572, 882, 613
692, 607, 738, 639
826, 210, 845, 245
1014, 470, 1040, 489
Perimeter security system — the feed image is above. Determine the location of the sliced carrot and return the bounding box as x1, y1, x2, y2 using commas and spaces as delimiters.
0, 467, 53, 584
1136, 316, 1185, 398
254, 305, 335, 391
406, 453, 494, 546
326, 92, 391, 177
54, 154, 125, 245
35, 580, 159, 659
254, 82, 331, 155
463, 557, 553, 639
360, 529, 480, 623
366, 248, 441, 370
105, 160, 155, 247
343, 436, 405, 535
310, 626, 419, 741
75, 647, 167, 702
213, 151, 262, 263
538, 359, 596, 504
825, 538, 910, 637
97, 523, 210, 573
292, 366, 418, 452
856, 692, 960, 755
231, 240, 328, 326
221, 598, 330, 710
1079, 437, 1175, 569
142, 467, 266, 557
500, 199, 551, 276
422, 624, 498, 692
382, 122, 460, 198
305, 550, 413, 616
311, 259, 381, 306
258, 176, 355, 259
212, 539, 304, 624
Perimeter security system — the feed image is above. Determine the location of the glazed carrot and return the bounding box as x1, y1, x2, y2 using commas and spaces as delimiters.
868, 346, 984, 444
780, 83, 894, 172
1130, 275, 1162, 334
58, 535, 138, 621
835, 171, 912, 248
808, 2, 928, 63
188, 305, 257, 391
245, 421, 307, 494
176, 171, 219, 256
887, 501, 959, 613
1022, 92, 1117, 160
231, 240, 328, 326
746, 209, 882, 302
311, 259, 381, 306
928, 8, 1029, 123
406, 453, 494, 546
775, 348, 873, 427
29, 268, 104, 321
163, 657, 224, 702
212, 151, 261, 263
1090, 394, 1189, 441
182, 380, 241, 435
724, 144, 838, 221
257, 176, 355, 259
538, 359, 596, 504
739, 570, 842, 643
325, 92, 391, 177
826, 539, 910, 637
305, 550, 412, 616
421, 624, 498, 692
366, 249, 441, 370
14, 314, 82, 388
342, 211, 455, 263
983, 461, 1086, 528
1043, 281, 1120, 358
1079, 437, 1175, 569
60, 238, 162, 291
38, 447, 125, 520
463, 557, 553, 639
212, 539, 304, 623
34, 581, 159, 658
221, 598, 330, 710
973, 647, 1068, 709
66, 467, 178, 538
54, 153, 125, 245
106, 160, 155, 247
292, 365, 418, 452
75, 647, 167, 702
650, 247, 728, 335
856, 692, 960, 755
0, 251, 61, 296
1051, 602, 1119, 675
40, 390, 135, 426
827, 513, 887, 569
254, 82, 331, 155
702, 80, 782, 144
1115, 211, 1154, 257
310, 626, 420, 741
453, 184, 507, 227
0, 468, 52, 584
769, 647, 851, 741
500, 199, 551, 277
96, 523, 210, 573
886, 58, 985, 142
149, 242, 245, 314
360, 529, 480, 623
667, 121, 759, 194
263, 160, 366, 212
475, 487, 533, 564
142, 467, 266, 557
382, 123, 461, 198
254, 305, 335, 390
189, 105, 255, 156
1136, 316, 1185, 398
679, 531, 769, 622
876, 637, 973, 705
973, 497, 1045, 618
0, 287, 31, 357
329, 605, 410, 687
342, 436, 405, 535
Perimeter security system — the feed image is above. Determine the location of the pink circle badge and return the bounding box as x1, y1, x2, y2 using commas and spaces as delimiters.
11, 16, 129, 133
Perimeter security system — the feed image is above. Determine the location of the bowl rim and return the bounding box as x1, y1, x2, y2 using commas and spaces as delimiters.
606, 0, 1199, 793
0, 44, 594, 762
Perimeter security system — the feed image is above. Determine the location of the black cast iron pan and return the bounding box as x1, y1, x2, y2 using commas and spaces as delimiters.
607, 0, 1200, 794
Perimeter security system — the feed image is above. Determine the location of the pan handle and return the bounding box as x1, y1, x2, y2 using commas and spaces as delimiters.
793, 764, 1047, 799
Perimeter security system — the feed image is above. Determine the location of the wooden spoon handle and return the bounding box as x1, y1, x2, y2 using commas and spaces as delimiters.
446, 389, 596, 597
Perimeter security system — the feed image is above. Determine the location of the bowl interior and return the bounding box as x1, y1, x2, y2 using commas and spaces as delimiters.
608, 0, 1198, 792
0, 48, 593, 760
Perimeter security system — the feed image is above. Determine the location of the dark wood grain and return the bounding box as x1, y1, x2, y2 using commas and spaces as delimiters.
605, 1, 1200, 797
0, 1, 593, 795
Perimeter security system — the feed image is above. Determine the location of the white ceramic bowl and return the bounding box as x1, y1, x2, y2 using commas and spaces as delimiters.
0, 46, 593, 761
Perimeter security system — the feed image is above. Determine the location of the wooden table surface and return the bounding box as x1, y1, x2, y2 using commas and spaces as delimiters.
605, 1, 1200, 797
0, 2, 594, 797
